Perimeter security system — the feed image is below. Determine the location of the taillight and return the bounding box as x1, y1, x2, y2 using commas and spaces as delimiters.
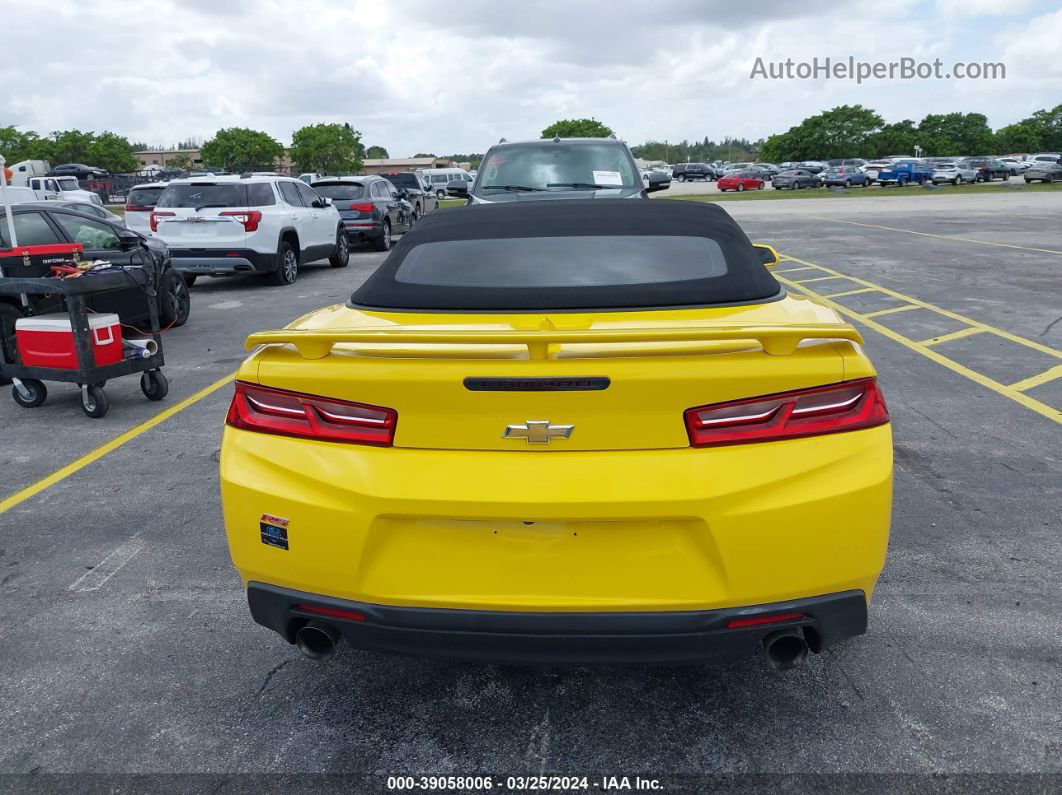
149, 210, 175, 232
220, 210, 262, 232
685, 378, 888, 447
349, 203, 374, 213
226, 381, 396, 446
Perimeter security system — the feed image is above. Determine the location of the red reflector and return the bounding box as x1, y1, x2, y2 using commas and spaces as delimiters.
149, 210, 175, 232
685, 377, 888, 447
226, 381, 397, 446
296, 604, 366, 622
727, 612, 805, 629
226, 252, 241, 257
220, 210, 262, 232
125, 204, 153, 213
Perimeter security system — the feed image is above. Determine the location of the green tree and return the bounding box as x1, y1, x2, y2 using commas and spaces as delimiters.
916, 112, 993, 156
993, 121, 1042, 154
0, 126, 48, 163
288, 123, 363, 174
760, 105, 883, 162
46, 129, 97, 164
1027, 104, 1062, 151
87, 131, 138, 172
365, 145, 389, 159
867, 120, 918, 158
541, 118, 614, 139
201, 127, 285, 172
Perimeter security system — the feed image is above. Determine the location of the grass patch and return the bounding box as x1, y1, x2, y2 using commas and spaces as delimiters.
665, 181, 1062, 202
437, 199, 465, 209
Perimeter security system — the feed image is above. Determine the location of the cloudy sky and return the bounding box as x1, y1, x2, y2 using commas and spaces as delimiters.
1, 0, 1059, 155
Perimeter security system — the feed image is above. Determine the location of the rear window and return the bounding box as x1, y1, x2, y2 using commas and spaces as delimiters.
126, 187, 164, 208
384, 173, 421, 190
350, 200, 781, 312
156, 182, 276, 208
395, 236, 727, 289
315, 183, 367, 200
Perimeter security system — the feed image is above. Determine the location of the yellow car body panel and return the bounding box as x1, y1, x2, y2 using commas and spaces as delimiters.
221, 295, 891, 620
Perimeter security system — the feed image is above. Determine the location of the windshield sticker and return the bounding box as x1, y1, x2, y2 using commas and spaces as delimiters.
591, 170, 623, 186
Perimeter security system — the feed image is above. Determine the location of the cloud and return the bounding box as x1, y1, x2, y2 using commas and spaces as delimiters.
0, 0, 1058, 157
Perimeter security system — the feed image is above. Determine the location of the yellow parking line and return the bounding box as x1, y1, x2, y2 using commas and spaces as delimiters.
780, 255, 1062, 361
862, 305, 921, 319
773, 266, 818, 274
789, 275, 852, 284
823, 287, 878, 298
0, 373, 236, 515
778, 276, 1060, 424
1009, 366, 1062, 393
921, 327, 985, 346
810, 217, 1062, 256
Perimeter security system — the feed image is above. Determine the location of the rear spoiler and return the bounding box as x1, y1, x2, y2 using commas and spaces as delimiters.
245, 324, 864, 361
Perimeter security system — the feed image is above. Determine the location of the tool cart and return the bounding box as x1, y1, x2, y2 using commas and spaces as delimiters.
0, 264, 168, 419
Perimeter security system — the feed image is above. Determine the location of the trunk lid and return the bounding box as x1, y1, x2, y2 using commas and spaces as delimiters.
248, 299, 857, 452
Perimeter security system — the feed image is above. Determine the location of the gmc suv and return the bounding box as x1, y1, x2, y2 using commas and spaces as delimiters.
150, 174, 348, 286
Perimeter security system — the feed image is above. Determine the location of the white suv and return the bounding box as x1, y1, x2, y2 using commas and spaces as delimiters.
150, 174, 348, 286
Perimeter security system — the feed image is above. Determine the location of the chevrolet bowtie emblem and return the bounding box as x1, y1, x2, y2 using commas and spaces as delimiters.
503, 420, 575, 444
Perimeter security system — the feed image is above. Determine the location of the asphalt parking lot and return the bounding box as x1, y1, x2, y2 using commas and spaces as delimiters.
1, 192, 1059, 792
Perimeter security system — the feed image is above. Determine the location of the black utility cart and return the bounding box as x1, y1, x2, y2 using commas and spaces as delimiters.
0, 270, 168, 418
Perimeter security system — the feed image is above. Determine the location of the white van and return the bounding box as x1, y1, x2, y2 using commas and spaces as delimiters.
417, 168, 474, 198
6, 160, 50, 187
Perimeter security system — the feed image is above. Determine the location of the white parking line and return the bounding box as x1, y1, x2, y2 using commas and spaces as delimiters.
69, 534, 145, 592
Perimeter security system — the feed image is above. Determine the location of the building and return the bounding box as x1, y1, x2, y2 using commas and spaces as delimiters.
135, 150, 451, 176
360, 157, 452, 174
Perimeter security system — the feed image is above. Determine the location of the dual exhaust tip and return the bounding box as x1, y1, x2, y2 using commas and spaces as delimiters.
763, 628, 810, 671
294, 621, 812, 670
294, 620, 340, 661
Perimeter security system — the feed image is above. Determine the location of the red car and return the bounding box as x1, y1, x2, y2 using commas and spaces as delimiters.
717, 171, 765, 192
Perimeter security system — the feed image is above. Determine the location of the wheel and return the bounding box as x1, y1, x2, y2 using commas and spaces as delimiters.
181, 274, 197, 287
269, 241, 299, 285
373, 220, 392, 252
844, 179, 851, 188
159, 270, 190, 327
81, 385, 108, 418
954, 176, 961, 185
737, 183, 745, 192
329, 229, 350, 268
898, 178, 908, 187
757, 182, 764, 190
12, 379, 47, 408
435, 189, 445, 200
1024, 178, 1032, 183
140, 370, 169, 401
409, 210, 419, 228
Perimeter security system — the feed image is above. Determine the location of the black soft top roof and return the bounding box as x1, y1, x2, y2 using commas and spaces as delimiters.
350, 199, 781, 312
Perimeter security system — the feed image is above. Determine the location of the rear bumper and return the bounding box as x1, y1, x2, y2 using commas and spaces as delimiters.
248, 582, 868, 665
169, 248, 278, 275
342, 220, 383, 241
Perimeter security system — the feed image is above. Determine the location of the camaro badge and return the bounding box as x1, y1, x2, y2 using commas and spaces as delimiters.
503, 420, 575, 444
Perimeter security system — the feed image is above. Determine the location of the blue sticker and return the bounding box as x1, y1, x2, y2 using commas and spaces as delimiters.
260, 522, 289, 550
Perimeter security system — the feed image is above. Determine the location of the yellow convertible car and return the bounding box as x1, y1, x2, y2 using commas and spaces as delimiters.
221, 200, 891, 670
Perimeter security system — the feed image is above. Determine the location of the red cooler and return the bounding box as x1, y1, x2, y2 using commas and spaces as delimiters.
15, 313, 123, 370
